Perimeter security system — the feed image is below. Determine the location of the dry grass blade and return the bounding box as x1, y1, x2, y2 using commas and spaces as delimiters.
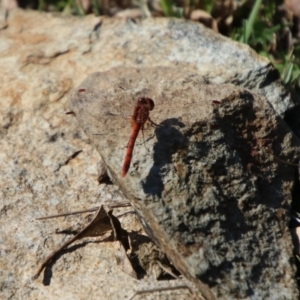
128, 284, 203, 300
36, 201, 132, 220
36, 207, 100, 220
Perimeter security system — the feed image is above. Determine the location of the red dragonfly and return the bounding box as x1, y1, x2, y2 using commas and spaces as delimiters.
70, 90, 159, 177
122, 97, 158, 177
69, 88, 220, 178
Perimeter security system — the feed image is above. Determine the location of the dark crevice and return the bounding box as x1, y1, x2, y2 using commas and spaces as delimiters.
55, 150, 82, 172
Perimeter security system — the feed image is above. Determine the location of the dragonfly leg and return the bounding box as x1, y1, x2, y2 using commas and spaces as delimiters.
148, 117, 160, 128
141, 125, 150, 152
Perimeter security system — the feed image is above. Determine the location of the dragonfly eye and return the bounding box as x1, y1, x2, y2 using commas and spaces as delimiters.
138, 97, 155, 111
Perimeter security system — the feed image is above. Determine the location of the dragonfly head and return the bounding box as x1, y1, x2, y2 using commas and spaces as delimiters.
138, 97, 155, 111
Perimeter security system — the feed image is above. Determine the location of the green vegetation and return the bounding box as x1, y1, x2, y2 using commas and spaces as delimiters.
160, 0, 183, 17
230, 0, 300, 94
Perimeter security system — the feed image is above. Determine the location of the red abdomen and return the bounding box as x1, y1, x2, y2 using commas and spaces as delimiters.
122, 122, 141, 177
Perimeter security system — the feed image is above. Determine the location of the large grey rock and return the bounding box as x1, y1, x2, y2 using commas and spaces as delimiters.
69, 66, 300, 299
1, 7, 299, 300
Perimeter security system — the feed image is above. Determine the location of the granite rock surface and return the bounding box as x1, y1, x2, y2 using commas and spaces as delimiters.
1, 7, 299, 300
